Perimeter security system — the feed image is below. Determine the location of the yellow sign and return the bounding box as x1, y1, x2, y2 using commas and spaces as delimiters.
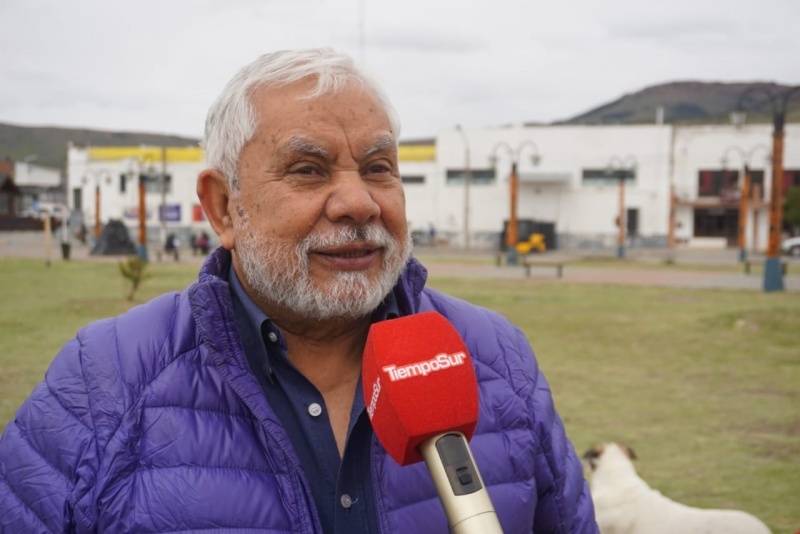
89, 143, 435, 163
88, 146, 204, 163
398, 144, 436, 162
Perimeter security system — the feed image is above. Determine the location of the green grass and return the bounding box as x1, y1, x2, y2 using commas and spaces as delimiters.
1, 258, 798, 531
430, 278, 799, 532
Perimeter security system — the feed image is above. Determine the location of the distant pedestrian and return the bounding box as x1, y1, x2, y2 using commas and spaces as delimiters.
76, 223, 87, 245
190, 233, 199, 256
164, 233, 180, 262
198, 231, 210, 255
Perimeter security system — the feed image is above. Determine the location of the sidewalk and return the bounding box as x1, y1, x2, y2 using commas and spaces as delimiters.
2, 231, 799, 291
412, 245, 800, 292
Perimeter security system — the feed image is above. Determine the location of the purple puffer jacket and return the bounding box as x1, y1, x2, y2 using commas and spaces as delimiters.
0, 248, 597, 533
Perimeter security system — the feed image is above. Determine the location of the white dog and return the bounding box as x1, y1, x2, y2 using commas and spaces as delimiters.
582, 443, 771, 534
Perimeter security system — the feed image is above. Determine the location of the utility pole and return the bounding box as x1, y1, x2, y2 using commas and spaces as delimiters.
160, 146, 168, 261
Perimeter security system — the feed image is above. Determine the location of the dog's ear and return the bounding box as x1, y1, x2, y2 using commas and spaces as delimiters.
582, 444, 604, 469
620, 443, 637, 460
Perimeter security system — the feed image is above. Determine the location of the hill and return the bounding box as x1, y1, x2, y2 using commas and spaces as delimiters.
2, 82, 799, 171
554, 81, 800, 125
0, 123, 199, 172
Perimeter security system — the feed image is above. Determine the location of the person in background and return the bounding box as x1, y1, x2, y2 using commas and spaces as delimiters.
190, 232, 199, 256
0, 48, 597, 533
164, 232, 180, 261
198, 230, 210, 254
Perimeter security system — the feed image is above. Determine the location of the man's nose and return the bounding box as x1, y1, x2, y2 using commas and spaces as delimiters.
325, 171, 381, 225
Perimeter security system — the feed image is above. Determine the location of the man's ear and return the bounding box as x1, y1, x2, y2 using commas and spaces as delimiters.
197, 169, 235, 250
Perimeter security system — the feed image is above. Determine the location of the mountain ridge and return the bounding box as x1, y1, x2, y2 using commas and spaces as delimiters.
2, 81, 799, 172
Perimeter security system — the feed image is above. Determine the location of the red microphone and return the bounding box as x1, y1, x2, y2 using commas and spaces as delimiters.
363, 311, 503, 533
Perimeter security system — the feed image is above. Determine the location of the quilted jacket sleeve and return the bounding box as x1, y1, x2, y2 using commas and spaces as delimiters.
517, 327, 598, 534
0, 336, 99, 532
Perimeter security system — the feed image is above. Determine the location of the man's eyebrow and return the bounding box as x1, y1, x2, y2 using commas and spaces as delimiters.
362, 134, 397, 158
281, 136, 330, 159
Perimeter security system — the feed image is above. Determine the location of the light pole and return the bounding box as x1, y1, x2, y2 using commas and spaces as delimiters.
490, 140, 541, 264
160, 146, 168, 259
606, 155, 637, 259
720, 144, 771, 263
455, 125, 471, 249
81, 169, 111, 242
137, 154, 157, 262
736, 85, 800, 292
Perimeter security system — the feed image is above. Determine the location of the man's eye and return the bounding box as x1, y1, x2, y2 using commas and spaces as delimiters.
292, 165, 320, 175
366, 164, 392, 175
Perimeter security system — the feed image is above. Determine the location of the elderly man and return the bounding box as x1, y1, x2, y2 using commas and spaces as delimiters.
0, 49, 597, 533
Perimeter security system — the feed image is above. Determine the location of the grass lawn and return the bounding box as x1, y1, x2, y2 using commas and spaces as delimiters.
1, 257, 798, 531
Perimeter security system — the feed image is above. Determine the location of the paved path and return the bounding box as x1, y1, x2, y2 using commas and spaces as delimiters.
2, 231, 799, 292
420, 260, 800, 291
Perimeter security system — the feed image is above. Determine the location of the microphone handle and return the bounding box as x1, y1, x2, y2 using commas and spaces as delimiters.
419, 432, 504, 534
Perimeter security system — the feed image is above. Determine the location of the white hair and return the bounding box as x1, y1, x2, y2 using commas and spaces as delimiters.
202, 48, 401, 189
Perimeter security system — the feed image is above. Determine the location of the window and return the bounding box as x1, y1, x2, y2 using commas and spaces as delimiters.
446, 169, 496, 185
72, 187, 82, 211
139, 173, 172, 194
783, 170, 800, 195
582, 169, 636, 186
402, 175, 425, 184
697, 170, 737, 197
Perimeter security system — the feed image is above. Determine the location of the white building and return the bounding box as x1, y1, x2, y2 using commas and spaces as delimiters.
417, 123, 799, 251
66, 144, 209, 246
66, 123, 800, 252
13, 161, 63, 215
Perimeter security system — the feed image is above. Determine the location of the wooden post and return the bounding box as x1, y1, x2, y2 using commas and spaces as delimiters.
617, 174, 626, 258
94, 183, 102, 238
752, 183, 761, 253
137, 173, 148, 262
507, 162, 519, 249
43, 212, 52, 267
763, 124, 784, 291
737, 167, 751, 261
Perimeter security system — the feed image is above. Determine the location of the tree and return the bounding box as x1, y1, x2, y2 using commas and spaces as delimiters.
119, 256, 151, 301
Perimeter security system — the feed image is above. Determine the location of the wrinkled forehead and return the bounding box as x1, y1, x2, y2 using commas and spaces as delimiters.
279, 132, 397, 159
251, 76, 397, 134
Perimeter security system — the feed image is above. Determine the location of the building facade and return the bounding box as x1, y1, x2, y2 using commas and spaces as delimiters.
66, 123, 800, 252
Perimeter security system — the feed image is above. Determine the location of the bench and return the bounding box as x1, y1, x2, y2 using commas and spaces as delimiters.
494, 252, 565, 278
522, 258, 566, 278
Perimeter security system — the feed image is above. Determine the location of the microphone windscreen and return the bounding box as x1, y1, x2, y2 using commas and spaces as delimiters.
363, 311, 479, 466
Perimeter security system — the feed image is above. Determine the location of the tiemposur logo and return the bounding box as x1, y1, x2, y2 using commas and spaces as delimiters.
381, 352, 467, 382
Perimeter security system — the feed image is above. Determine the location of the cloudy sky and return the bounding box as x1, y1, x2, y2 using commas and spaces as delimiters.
2, 0, 799, 141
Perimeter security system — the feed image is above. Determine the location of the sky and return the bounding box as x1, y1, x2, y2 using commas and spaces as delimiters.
2, 0, 799, 141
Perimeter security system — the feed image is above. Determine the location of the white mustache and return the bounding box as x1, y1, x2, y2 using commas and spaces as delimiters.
300, 225, 394, 252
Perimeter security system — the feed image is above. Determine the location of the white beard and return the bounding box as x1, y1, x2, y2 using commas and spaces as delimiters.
235, 218, 412, 321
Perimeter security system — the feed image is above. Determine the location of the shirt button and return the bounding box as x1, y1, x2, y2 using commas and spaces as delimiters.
340, 494, 353, 509
267, 332, 278, 343
308, 403, 322, 417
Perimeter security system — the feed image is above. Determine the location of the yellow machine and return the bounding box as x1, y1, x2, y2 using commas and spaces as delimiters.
515, 233, 547, 254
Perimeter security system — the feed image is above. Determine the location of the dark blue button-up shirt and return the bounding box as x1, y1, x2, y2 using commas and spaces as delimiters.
229, 268, 397, 534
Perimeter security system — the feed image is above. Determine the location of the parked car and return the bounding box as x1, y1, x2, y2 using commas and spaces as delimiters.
782, 236, 800, 256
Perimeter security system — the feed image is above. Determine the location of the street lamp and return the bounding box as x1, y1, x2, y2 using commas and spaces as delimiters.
455, 125, 471, 249
137, 153, 157, 262
736, 85, 800, 291
81, 169, 112, 241
720, 144, 771, 263
490, 140, 541, 263
606, 155, 637, 259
